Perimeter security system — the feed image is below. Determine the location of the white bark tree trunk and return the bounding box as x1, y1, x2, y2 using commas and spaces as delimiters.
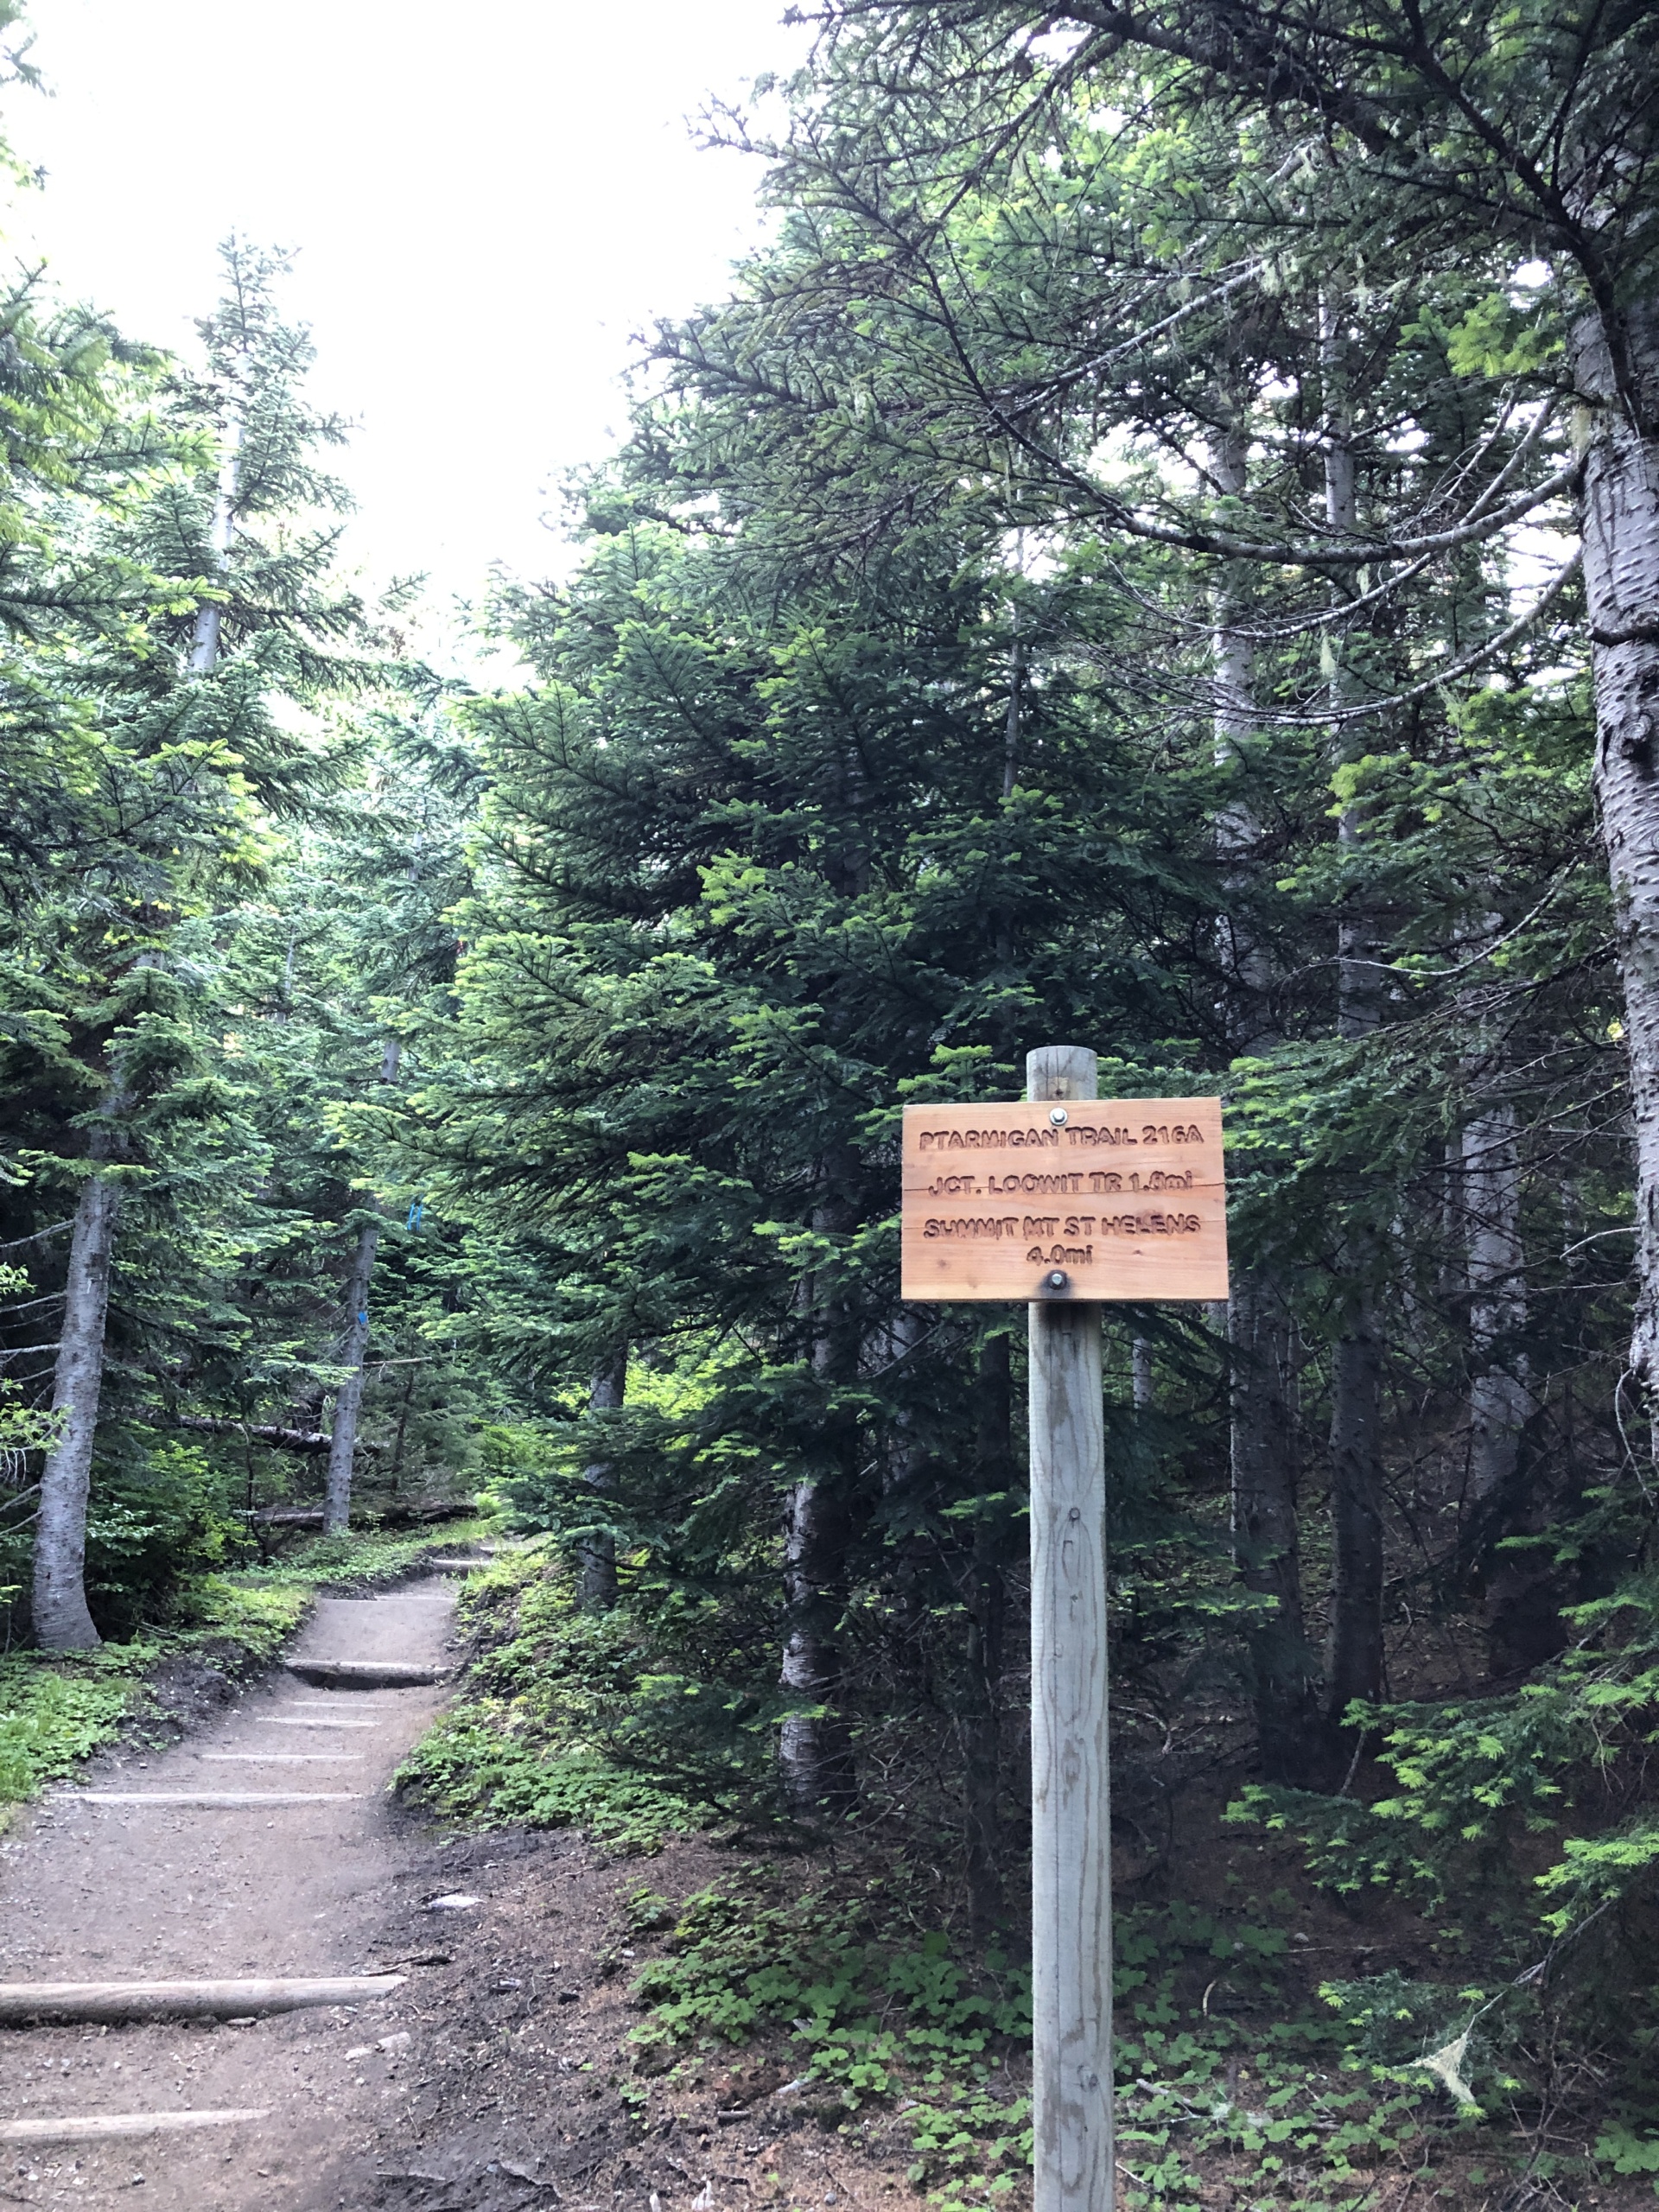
321, 1039, 400, 1535
32, 1133, 124, 1650
778, 1177, 859, 1820
321, 1215, 379, 1535
777, 1465, 855, 1817
577, 1346, 626, 1611
1575, 306, 1659, 1445
189, 416, 243, 676
1130, 1337, 1154, 1409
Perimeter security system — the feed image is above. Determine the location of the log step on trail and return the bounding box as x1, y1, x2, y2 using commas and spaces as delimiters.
0, 1974, 405, 2024
258, 1715, 380, 1729
286, 1659, 445, 1688
199, 1751, 362, 1763
57, 1790, 363, 1808
2, 2108, 271, 2145
287, 1696, 397, 1708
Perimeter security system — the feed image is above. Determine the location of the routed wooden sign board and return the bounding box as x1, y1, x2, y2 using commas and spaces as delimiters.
901, 1096, 1228, 1302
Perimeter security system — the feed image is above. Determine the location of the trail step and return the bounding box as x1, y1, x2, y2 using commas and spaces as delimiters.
423, 1557, 484, 1571
0, 1974, 405, 2025
59, 1790, 362, 1807
199, 1751, 362, 1763
285, 1696, 397, 1707
286, 1660, 445, 1688
283, 1701, 395, 1713
257, 1715, 379, 1729
1, 2107, 271, 2143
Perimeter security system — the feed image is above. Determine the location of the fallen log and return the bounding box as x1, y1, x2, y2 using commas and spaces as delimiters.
245, 1498, 469, 1527
286, 1660, 446, 1688
173, 1413, 398, 1459
176, 1414, 338, 1454
1, 2108, 271, 2143
0, 1974, 404, 2025
59, 1790, 363, 1807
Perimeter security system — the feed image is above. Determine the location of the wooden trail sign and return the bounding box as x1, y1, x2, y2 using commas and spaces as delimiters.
902, 1052, 1228, 2212
900, 1095, 1228, 1303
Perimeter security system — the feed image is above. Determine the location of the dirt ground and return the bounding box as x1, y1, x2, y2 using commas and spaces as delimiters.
0, 1573, 912, 2212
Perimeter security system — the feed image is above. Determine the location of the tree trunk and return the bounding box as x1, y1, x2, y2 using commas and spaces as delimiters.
779, 1181, 860, 1821
322, 1215, 379, 1535
189, 415, 243, 675
389, 1365, 417, 1491
32, 1140, 124, 1651
1130, 1337, 1153, 1409
1211, 420, 1275, 1053
1463, 1099, 1532, 1503
1575, 305, 1659, 1449
957, 1330, 1011, 1936
321, 1039, 401, 1535
1210, 420, 1319, 1772
1229, 1274, 1319, 1777
1322, 296, 1388, 1732
578, 1346, 626, 1611
778, 1466, 856, 1820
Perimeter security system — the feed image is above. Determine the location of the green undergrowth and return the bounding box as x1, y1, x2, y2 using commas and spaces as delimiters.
1224, 1571, 1659, 2158
394, 1541, 734, 1852
616, 1866, 1491, 2212
391, 1555, 1640, 2204
238, 1515, 493, 1594
0, 1520, 487, 1821
0, 1648, 159, 1812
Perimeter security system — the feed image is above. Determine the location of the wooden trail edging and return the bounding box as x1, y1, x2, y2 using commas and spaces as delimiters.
2, 2109, 271, 2144
0, 1974, 405, 2025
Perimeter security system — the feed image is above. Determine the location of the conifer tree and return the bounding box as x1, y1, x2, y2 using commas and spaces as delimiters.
16, 241, 384, 1643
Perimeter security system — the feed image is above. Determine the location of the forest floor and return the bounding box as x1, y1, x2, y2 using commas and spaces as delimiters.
5, 1569, 1648, 2212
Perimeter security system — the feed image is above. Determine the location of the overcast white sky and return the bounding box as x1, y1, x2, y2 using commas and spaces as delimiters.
6, 0, 807, 606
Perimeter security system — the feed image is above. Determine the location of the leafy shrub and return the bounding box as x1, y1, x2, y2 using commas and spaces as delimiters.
395, 1548, 780, 1845
617, 1872, 1442, 2208
622, 1864, 1033, 2197
395, 1712, 707, 1853
1230, 1571, 1659, 1944
0, 1653, 149, 1808
84, 1442, 253, 1635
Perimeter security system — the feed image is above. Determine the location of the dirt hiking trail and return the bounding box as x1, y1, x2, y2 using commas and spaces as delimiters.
3, 1567, 911, 2212
1, 1569, 469, 2209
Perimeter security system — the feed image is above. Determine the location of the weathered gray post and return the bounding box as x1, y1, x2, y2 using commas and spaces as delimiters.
1026, 1043, 1112, 2212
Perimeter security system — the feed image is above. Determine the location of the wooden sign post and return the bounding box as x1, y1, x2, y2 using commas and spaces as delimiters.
901, 1048, 1228, 2212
